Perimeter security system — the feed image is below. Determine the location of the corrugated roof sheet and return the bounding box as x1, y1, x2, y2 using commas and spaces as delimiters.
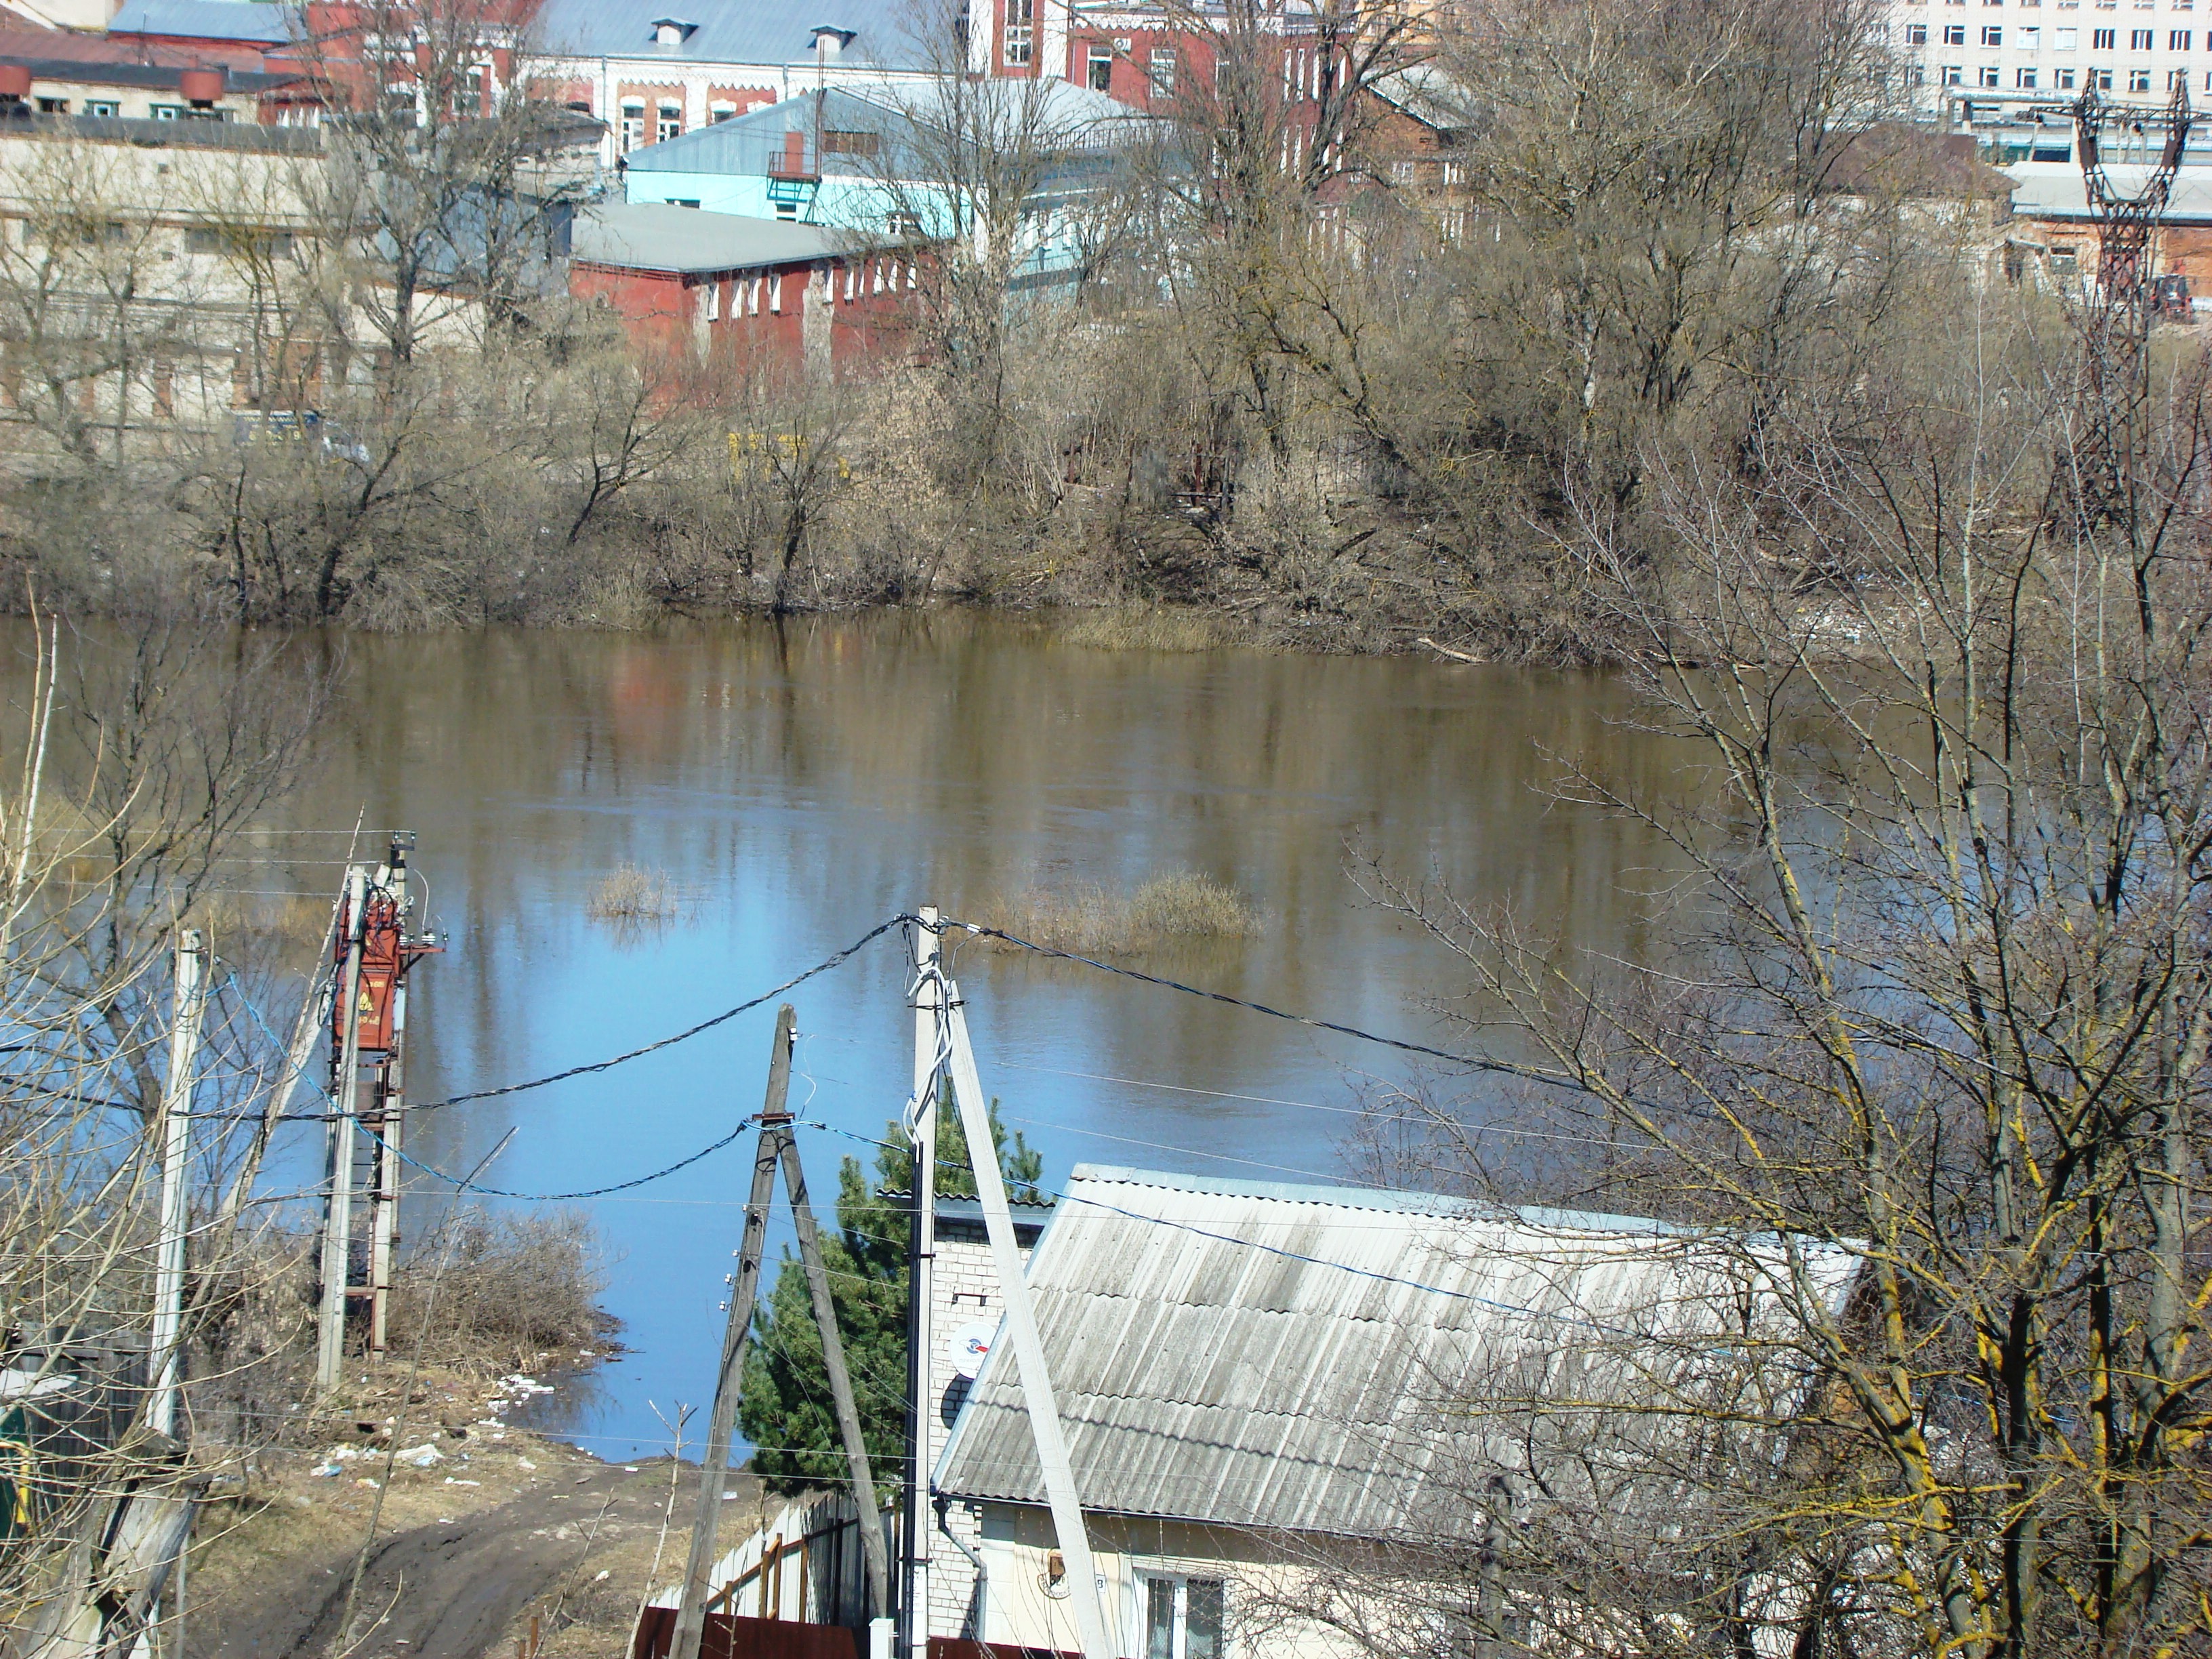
529, 0, 925, 72
623, 81, 1139, 176
935, 1166, 1860, 1540
2009, 161, 2212, 222
571, 199, 860, 272
105, 0, 299, 44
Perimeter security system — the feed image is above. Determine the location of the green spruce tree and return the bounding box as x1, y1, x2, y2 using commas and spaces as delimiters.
737, 1088, 1042, 1494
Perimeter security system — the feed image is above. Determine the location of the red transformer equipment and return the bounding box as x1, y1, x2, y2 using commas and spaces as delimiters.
332, 834, 438, 1052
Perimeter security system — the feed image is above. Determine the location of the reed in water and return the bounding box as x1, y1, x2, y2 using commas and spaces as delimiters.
981, 872, 1262, 956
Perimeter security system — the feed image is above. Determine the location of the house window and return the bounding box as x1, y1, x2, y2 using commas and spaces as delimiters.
704, 279, 720, 319
2093, 26, 2114, 45
1088, 43, 1112, 90
2019, 65, 2038, 83
620, 102, 645, 150
36, 97, 66, 113
2092, 64, 2113, 85
1150, 46, 1176, 88
1943, 61, 1965, 80
1392, 159, 1414, 183
2056, 26, 2076, 45
2130, 65, 2152, 86
2130, 27, 2152, 46
1945, 23, 1967, 42
2172, 66, 2190, 85
84, 99, 119, 117
1142, 1576, 1225, 1659
657, 101, 682, 142
2172, 28, 2191, 47
710, 102, 736, 121
2020, 25, 2038, 45
821, 128, 880, 155
1980, 62, 2001, 81
1981, 24, 2001, 43
2058, 64, 2078, 83
1906, 21, 1928, 41
774, 199, 798, 220
1005, 0, 1033, 65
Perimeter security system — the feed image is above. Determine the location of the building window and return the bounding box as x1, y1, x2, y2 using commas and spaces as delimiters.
1982, 24, 2002, 42
619, 102, 644, 150
36, 97, 66, 113
1980, 62, 2002, 81
657, 101, 682, 142
1945, 22, 1967, 41
710, 102, 736, 121
2093, 26, 2114, 45
2171, 28, 2191, 46
2020, 25, 2038, 44
1142, 1576, 1225, 1659
2057, 26, 2076, 45
2130, 27, 2152, 46
1150, 45, 1177, 88
2058, 64, 2078, 83
822, 128, 880, 155
1907, 21, 1929, 41
774, 199, 798, 220
1004, 0, 1033, 65
2019, 66, 2038, 83
2092, 64, 2112, 85
2171, 66, 2190, 85
703, 279, 719, 320
2130, 65, 2152, 87
1087, 43, 1112, 90
1943, 61, 1965, 80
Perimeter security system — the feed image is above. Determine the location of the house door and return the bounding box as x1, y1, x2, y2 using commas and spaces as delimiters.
1141, 1574, 1224, 1659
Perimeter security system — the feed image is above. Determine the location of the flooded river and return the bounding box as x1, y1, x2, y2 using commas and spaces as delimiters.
74, 614, 1692, 1458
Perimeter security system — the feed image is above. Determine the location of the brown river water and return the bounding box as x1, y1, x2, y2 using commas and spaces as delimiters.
20, 613, 1693, 1458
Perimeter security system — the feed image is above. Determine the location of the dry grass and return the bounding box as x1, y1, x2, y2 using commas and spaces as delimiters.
980, 872, 1263, 957
586, 863, 678, 922
388, 1207, 619, 1375
1053, 607, 1233, 653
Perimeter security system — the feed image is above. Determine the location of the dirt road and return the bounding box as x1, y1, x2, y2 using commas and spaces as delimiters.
191, 1432, 762, 1659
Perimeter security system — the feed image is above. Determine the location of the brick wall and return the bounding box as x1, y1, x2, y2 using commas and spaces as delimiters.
925, 1221, 1033, 1640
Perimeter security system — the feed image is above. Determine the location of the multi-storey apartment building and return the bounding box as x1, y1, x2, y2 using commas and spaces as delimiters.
1893, 0, 2212, 106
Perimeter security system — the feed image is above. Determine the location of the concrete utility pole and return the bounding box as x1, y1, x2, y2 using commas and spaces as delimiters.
149, 928, 207, 1439
942, 985, 1112, 1659
316, 865, 369, 1394
901, 910, 942, 1659
672, 1006, 798, 1659
367, 978, 407, 1359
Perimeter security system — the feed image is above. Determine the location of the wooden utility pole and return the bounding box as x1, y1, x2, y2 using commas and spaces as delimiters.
149, 928, 207, 1439
317, 865, 369, 1394
673, 1004, 895, 1659
672, 1007, 796, 1659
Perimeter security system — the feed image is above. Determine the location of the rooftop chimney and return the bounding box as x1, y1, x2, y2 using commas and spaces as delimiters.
180, 66, 225, 107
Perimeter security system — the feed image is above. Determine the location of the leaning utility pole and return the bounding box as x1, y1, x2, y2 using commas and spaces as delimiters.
149, 928, 208, 1439
937, 962, 1112, 1659
316, 866, 369, 1394
674, 1006, 888, 1659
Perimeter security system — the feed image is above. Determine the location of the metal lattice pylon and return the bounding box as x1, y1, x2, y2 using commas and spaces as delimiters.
2068, 83, 2192, 528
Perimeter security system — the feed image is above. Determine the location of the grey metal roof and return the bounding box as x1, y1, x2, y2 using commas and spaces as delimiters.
529, 0, 925, 72
623, 82, 1142, 176
2009, 161, 2212, 222
571, 200, 859, 272
935, 1165, 1861, 1540
105, 0, 299, 44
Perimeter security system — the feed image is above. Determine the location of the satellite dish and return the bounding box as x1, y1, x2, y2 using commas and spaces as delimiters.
949, 1319, 996, 1380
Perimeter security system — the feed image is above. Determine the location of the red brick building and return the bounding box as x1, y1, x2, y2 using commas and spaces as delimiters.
569, 201, 916, 377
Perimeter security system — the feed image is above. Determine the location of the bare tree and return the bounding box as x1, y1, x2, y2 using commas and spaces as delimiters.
1353, 285, 2212, 1654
